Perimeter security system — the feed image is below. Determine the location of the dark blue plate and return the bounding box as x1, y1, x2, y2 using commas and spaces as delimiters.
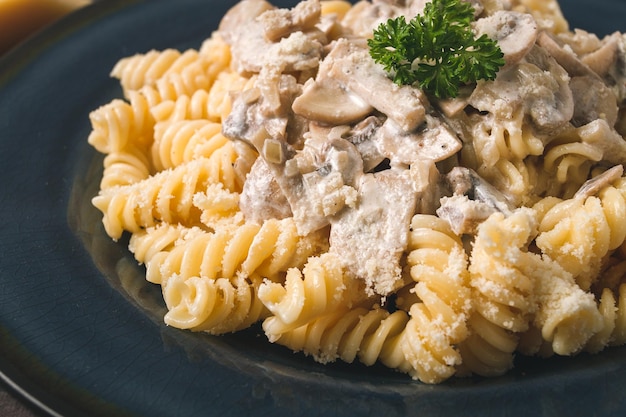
1, 0, 626, 416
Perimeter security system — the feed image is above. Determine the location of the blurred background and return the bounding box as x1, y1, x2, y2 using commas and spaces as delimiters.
1, 1, 93, 414
0, 0, 91, 55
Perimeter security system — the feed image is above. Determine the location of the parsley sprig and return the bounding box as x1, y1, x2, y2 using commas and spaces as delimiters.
368, 0, 505, 99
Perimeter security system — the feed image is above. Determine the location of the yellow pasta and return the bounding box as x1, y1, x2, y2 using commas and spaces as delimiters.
260, 252, 367, 337
111, 48, 208, 95
87, 91, 154, 154
163, 274, 269, 334
85, 0, 626, 384
150, 119, 229, 171
137, 217, 327, 285
458, 209, 537, 377
536, 180, 626, 290
99, 143, 152, 190
271, 306, 412, 371
92, 157, 222, 239
401, 214, 472, 383
205, 71, 257, 122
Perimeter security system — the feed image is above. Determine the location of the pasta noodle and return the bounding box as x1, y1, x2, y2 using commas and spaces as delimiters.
260, 252, 368, 336
535, 180, 626, 290
401, 215, 472, 383
86, 0, 626, 384
457, 209, 538, 376
100, 143, 152, 190
150, 119, 230, 171
163, 274, 269, 334
270, 306, 412, 371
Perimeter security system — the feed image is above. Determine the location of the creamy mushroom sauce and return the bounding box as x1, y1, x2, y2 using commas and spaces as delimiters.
220, 0, 626, 296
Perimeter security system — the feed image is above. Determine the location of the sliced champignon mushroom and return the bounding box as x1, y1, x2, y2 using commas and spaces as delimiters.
218, 0, 275, 44
570, 75, 618, 128
291, 77, 374, 125
410, 158, 444, 215
437, 194, 500, 236
436, 166, 515, 235
536, 31, 598, 78
343, 116, 387, 172
257, 0, 321, 42
578, 118, 626, 165
240, 158, 293, 223
581, 32, 622, 78
222, 70, 304, 151
329, 168, 417, 296
473, 10, 538, 67
375, 114, 463, 166
284, 137, 363, 234
520, 46, 574, 133
321, 38, 429, 133
308, 117, 387, 173
573, 164, 624, 200
218, 0, 324, 74
445, 166, 515, 212
471, 45, 574, 134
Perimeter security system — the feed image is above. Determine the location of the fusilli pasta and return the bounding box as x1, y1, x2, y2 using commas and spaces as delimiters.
85, 0, 626, 385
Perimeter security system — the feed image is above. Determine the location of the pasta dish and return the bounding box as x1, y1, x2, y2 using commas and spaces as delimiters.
87, 0, 626, 383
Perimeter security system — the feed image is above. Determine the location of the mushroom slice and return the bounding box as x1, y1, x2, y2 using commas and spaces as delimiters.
437, 166, 515, 235
574, 165, 624, 200
445, 166, 515, 213
581, 32, 622, 77
521, 45, 574, 133
470, 45, 574, 135
292, 78, 374, 125
570, 75, 618, 128
240, 158, 293, 223
578, 118, 626, 165
536, 31, 598, 78
376, 114, 462, 165
322, 38, 428, 133
474, 10, 538, 67
257, 0, 321, 42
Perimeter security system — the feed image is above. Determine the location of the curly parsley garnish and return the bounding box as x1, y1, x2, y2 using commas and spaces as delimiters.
367, 0, 505, 99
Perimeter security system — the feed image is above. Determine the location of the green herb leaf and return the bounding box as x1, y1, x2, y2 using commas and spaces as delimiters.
367, 0, 505, 99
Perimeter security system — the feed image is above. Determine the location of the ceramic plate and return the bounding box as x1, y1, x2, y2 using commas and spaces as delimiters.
1, 0, 626, 415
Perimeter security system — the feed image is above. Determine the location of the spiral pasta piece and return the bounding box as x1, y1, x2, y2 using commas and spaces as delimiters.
470, 109, 544, 169
163, 274, 269, 334
458, 209, 538, 377
542, 142, 603, 198
111, 48, 209, 94
272, 306, 412, 371
584, 287, 620, 353
536, 180, 626, 290
140, 217, 328, 285
320, 0, 352, 18
149, 90, 212, 123
128, 223, 204, 266
198, 32, 232, 76
401, 214, 472, 383
87, 91, 154, 154
193, 183, 244, 231
259, 252, 367, 337
100, 143, 153, 189
92, 157, 224, 239
151, 119, 230, 171
524, 255, 603, 356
